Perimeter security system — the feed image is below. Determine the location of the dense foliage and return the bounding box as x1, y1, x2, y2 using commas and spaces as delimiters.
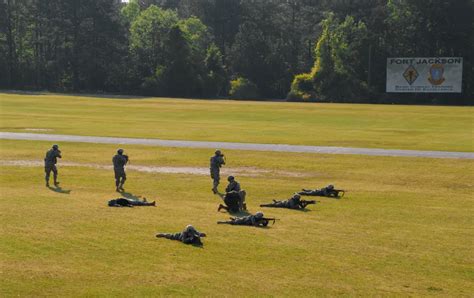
0, 0, 472, 104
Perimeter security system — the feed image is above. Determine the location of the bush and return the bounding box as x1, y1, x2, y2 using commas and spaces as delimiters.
229, 77, 258, 99
287, 73, 316, 101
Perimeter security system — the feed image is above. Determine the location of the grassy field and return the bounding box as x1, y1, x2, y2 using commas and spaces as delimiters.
1, 141, 473, 296
0, 94, 473, 296
1, 92, 473, 152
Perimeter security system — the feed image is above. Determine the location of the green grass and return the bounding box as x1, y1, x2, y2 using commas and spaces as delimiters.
1, 139, 473, 296
1, 93, 473, 152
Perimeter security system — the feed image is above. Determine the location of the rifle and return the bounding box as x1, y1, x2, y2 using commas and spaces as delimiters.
300, 200, 317, 208
260, 217, 279, 225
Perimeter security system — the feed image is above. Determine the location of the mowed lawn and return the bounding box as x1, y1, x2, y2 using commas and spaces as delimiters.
0, 93, 473, 152
0, 139, 473, 296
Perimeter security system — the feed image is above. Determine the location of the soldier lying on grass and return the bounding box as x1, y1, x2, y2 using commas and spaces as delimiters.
108, 197, 156, 207
156, 225, 206, 245
298, 184, 345, 198
217, 212, 277, 227
260, 194, 316, 209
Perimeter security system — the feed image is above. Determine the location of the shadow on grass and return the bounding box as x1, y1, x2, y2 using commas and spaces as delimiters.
1, 90, 149, 100
119, 191, 142, 201
217, 222, 272, 229
259, 205, 313, 212
190, 242, 204, 249
48, 186, 71, 194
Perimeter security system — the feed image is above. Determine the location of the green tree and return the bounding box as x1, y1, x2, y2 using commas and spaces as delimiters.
288, 14, 369, 101
203, 43, 226, 97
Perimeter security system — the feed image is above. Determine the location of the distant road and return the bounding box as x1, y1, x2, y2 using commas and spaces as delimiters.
1, 132, 473, 159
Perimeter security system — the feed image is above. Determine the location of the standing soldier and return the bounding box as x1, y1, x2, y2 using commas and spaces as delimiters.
112, 148, 129, 192
44, 144, 62, 187
210, 149, 225, 194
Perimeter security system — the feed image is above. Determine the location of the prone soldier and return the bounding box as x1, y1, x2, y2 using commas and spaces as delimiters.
112, 148, 129, 192
260, 194, 316, 210
217, 211, 277, 227
156, 225, 206, 245
210, 149, 225, 194
44, 144, 62, 187
298, 184, 345, 198
108, 197, 156, 207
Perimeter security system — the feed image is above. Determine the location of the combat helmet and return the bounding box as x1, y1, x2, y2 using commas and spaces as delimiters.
117, 148, 124, 155
255, 211, 264, 218
185, 225, 196, 233
52, 144, 59, 150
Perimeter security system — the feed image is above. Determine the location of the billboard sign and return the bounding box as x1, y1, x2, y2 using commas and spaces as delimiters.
386, 57, 463, 93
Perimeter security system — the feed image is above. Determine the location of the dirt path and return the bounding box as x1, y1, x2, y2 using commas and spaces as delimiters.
1, 132, 473, 159
0, 160, 307, 178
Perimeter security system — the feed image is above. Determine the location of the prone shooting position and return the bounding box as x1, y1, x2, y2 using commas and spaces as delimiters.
217, 211, 277, 227
260, 194, 316, 210
298, 184, 345, 198
156, 225, 206, 245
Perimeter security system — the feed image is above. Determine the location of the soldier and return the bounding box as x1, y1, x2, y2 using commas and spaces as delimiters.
156, 225, 206, 245
217, 191, 241, 213
112, 149, 129, 192
210, 149, 225, 194
44, 144, 62, 187
108, 197, 156, 207
217, 176, 247, 212
298, 184, 345, 198
217, 211, 275, 227
260, 194, 316, 209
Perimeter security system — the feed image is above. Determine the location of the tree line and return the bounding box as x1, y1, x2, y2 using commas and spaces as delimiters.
0, 0, 472, 104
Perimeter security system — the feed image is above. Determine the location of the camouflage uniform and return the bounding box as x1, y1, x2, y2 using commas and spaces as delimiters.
218, 212, 270, 227
112, 150, 128, 191
298, 185, 340, 197
44, 145, 61, 187
225, 177, 247, 211
260, 194, 313, 209
225, 179, 241, 192
156, 225, 206, 245
210, 150, 225, 193
108, 198, 156, 207
220, 191, 241, 213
